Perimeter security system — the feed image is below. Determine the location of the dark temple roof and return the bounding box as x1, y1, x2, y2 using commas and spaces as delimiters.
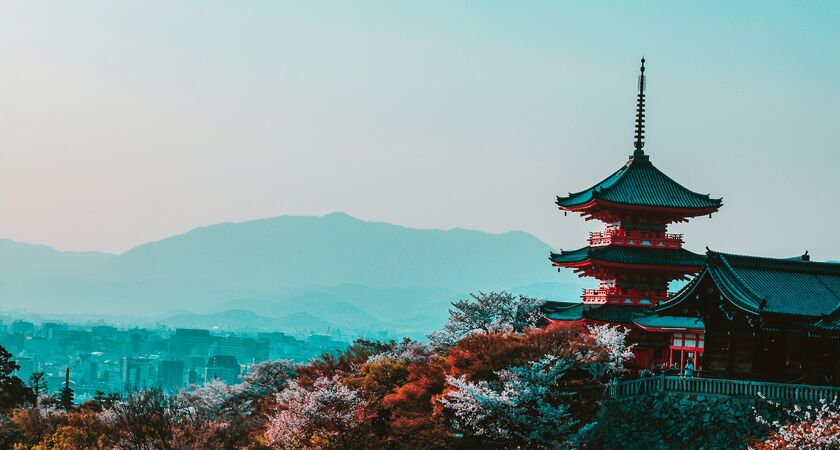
542, 301, 588, 321
542, 301, 648, 323
556, 152, 722, 211
550, 245, 705, 268
812, 308, 840, 332
662, 251, 840, 318
542, 301, 704, 329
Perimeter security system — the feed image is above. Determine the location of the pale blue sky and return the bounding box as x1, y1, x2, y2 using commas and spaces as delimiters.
0, 1, 838, 258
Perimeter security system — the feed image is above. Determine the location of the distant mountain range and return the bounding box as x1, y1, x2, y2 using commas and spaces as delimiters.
0, 213, 587, 337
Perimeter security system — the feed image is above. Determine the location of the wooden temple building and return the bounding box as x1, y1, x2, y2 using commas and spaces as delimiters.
543, 59, 840, 385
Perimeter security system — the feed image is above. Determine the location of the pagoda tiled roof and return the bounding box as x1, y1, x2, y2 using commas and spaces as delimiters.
542, 301, 587, 321
550, 245, 705, 268
542, 301, 701, 328
542, 301, 648, 323
556, 152, 722, 211
583, 304, 651, 323
661, 251, 840, 318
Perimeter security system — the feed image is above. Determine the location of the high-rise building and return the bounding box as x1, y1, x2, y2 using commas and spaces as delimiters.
171, 329, 213, 357
157, 360, 185, 390
10, 320, 35, 335
120, 357, 151, 390
187, 367, 198, 385
204, 355, 240, 385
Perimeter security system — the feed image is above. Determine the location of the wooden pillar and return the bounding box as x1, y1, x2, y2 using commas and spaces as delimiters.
726, 330, 735, 378
752, 325, 762, 380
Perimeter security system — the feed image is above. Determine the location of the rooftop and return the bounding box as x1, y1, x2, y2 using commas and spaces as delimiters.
662, 251, 840, 318
542, 301, 704, 330
550, 245, 705, 268
556, 152, 722, 213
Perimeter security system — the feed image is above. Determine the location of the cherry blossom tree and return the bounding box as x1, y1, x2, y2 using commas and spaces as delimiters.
366, 338, 430, 365
587, 324, 635, 374
177, 379, 248, 420
265, 376, 372, 450
429, 292, 545, 348
752, 399, 840, 449
439, 354, 585, 449
241, 359, 296, 395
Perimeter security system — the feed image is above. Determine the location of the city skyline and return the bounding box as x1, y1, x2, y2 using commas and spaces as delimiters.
1, 2, 838, 259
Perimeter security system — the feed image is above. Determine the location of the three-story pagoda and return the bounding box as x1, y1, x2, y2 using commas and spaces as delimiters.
550, 59, 722, 307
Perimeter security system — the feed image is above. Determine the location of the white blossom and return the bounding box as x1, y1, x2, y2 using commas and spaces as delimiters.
587, 324, 635, 372
265, 376, 370, 449
177, 379, 248, 419
439, 355, 580, 449
752, 399, 840, 449
366, 339, 430, 364
429, 292, 546, 347
241, 359, 296, 394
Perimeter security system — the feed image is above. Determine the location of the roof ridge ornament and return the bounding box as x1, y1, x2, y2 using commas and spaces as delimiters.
633, 57, 646, 156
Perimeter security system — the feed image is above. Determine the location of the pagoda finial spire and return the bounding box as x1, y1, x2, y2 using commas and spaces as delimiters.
633, 57, 646, 154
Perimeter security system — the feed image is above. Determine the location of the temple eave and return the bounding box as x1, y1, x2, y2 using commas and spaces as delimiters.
551, 259, 702, 272
557, 198, 721, 219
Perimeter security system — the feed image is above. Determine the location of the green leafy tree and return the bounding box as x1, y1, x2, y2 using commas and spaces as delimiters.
0, 344, 34, 410
28, 371, 48, 398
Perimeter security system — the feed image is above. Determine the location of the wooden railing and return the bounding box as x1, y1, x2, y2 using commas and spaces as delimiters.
606, 376, 840, 402
588, 230, 683, 249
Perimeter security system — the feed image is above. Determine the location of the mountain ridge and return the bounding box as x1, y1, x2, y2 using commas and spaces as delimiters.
0, 212, 587, 336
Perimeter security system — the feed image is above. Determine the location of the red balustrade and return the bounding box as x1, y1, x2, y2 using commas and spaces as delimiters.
588, 229, 683, 249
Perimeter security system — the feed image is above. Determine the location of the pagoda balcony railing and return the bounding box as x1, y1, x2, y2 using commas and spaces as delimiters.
588, 230, 683, 249
604, 375, 840, 403
581, 288, 673, 306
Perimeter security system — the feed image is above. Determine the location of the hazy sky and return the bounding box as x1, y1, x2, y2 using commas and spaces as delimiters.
0, 1, 838, 258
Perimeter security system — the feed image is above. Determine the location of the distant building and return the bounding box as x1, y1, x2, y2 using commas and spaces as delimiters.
259, 332, 308, 360
78, 353, 99, 385
121, 357, 151, 390
204, 355, 240, 384
14, 356, 34, 379
171, 329, 213, 357
23, 336, 53, 356
306, 334, 345, 353
157, 360, 185, 390
212, 336, 261, 363
11, 320, 35, 335
42, 322, 69, 338
187, 367, 198, 385
91, 325, 118, 338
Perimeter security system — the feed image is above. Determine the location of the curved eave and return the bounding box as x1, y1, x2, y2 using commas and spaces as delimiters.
707, 255, 763, 314
556, 166, 628, 208
655, 269, 709, 313
557, 197, 722, 217
555, 157, 723, 213
634, 324, 704, 332
548, 250, 589, 266
550, 246, 705, 271
633, 314, 705, 332
657, 264, 761, 316
552, 259, 703, 272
